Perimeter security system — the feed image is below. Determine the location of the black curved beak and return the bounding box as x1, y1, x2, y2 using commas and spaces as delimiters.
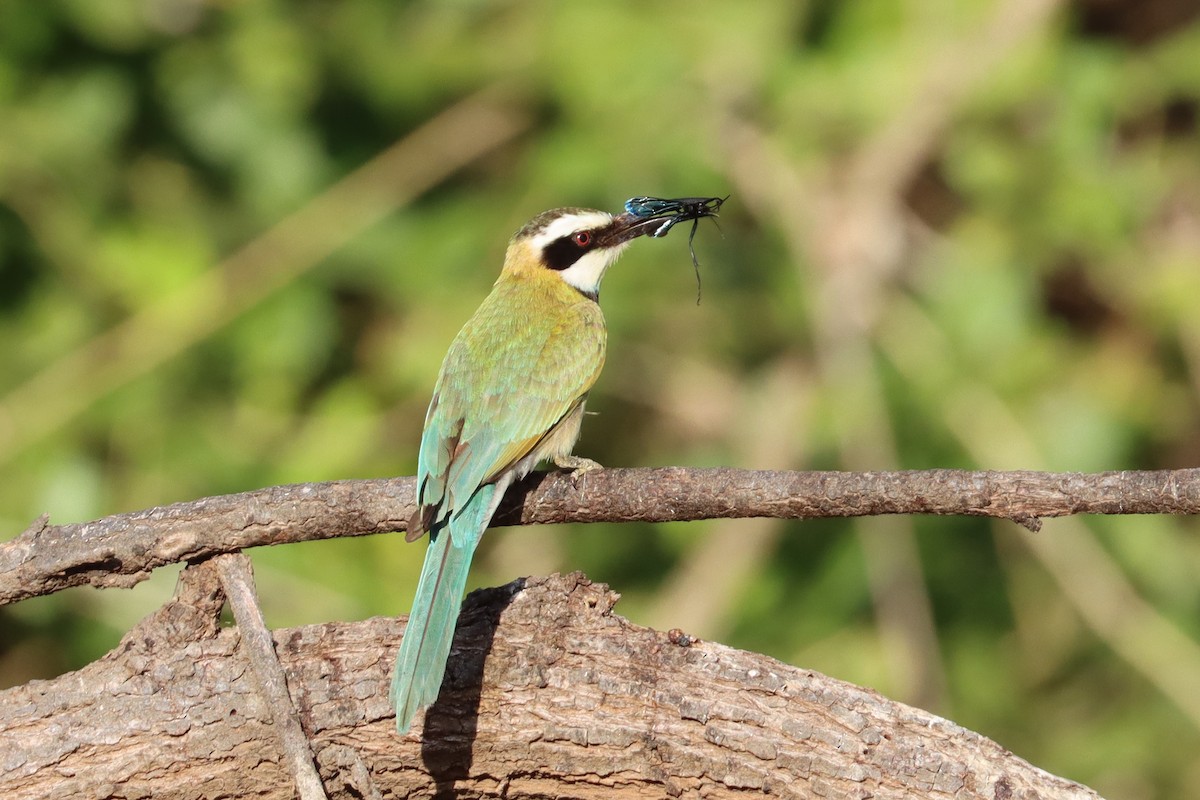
599, 212, 678, 247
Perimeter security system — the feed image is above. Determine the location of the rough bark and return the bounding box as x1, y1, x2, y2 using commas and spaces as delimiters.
0, 569, 1102, 800
3, 467, 1199, 605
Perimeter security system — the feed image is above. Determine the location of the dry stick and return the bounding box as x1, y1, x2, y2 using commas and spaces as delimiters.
2, 467, 1199, 606
214, 554, 329, 800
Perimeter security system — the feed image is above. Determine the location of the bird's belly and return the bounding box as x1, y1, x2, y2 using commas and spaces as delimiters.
513, 400, 587, 479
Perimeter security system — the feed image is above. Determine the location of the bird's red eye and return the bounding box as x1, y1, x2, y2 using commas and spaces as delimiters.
573, 231, 591, 247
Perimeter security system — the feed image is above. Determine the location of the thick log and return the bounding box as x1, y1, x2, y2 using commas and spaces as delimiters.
0, 570, 1103, 799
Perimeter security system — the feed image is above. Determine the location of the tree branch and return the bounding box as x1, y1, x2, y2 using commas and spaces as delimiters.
0, 570, 1104, 799
3, 467, 1198, 606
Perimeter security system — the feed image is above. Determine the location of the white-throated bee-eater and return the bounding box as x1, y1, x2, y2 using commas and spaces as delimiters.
391, 200, 721, 732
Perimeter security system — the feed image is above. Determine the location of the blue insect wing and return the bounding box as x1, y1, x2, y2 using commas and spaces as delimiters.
625, 197, 678, 217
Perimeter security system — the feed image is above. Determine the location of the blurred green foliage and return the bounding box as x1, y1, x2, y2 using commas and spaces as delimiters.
2, 1, 1200, 796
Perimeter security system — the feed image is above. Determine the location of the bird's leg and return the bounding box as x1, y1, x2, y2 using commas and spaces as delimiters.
553, 454, 602, 485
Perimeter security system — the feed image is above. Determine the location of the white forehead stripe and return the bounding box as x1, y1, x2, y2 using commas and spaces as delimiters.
529, 211, 614, 252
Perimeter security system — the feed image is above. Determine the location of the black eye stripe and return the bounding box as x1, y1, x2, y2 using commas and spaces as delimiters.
543, 232, 593, 271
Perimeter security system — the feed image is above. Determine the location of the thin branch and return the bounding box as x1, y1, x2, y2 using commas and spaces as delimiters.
214, 555, 330, 800
2, 467, 1198, 606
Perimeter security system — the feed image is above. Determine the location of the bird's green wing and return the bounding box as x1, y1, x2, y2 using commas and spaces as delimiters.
415, 283, 606, 546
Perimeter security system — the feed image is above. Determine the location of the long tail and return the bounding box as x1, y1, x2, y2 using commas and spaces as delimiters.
391, 483, 496, 731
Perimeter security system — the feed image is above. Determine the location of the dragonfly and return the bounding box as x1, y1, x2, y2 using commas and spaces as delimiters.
624, 195, 727, 303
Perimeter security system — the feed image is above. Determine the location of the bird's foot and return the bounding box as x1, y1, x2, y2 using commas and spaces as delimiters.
554, 454, 602, 486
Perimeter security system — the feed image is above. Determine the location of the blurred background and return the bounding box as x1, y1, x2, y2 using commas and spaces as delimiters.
1, 0, 1199, 796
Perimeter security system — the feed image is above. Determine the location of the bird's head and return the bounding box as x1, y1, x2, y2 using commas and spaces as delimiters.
502, 207, 673, 301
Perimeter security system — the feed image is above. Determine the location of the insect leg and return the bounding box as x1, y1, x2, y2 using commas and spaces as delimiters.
687, 217, 702, 305
651, 217, 679, 238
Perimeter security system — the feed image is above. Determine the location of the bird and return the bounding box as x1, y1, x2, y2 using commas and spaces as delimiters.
390, 204, 686, 732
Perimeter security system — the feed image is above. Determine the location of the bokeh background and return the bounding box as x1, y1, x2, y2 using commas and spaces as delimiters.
2, 0, 1200, 796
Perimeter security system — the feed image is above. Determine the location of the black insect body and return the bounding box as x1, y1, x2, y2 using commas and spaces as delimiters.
624, 195, 727, 303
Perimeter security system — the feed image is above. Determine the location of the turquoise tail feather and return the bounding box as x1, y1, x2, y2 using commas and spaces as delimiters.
391, 483, 496, 731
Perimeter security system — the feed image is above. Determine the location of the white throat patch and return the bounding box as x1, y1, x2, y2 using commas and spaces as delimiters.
559, 244, 629, 297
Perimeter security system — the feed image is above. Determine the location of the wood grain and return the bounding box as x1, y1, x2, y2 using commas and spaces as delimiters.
0, 570, 1104, 799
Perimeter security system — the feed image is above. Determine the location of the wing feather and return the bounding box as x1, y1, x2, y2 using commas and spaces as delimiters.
414, 277, 605, 544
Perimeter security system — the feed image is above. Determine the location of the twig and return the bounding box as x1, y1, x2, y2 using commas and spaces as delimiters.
214, 554, 328, 800
2, 467, 1198, 606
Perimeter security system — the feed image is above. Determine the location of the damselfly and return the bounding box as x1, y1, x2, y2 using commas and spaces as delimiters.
623, 195, 727, 303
